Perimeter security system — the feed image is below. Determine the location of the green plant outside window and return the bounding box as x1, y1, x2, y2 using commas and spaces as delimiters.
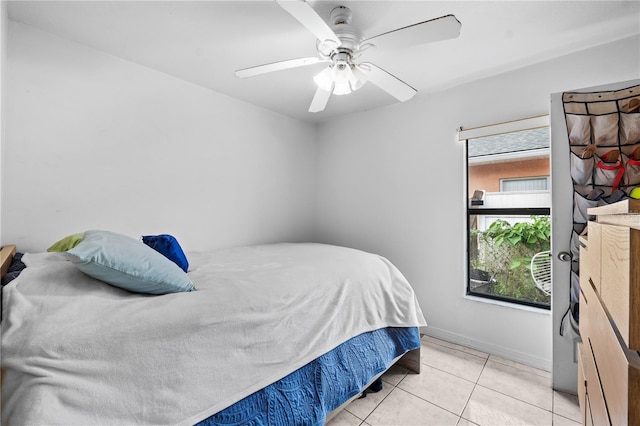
469, 215, 550, 306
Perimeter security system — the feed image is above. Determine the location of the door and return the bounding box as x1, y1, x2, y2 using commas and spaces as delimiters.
550, 79, 640, 393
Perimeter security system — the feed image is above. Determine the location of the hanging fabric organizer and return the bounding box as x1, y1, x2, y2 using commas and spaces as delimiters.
562, 84, 640, 330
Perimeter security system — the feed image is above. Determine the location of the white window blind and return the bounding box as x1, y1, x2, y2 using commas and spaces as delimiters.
458, 115, 550, 141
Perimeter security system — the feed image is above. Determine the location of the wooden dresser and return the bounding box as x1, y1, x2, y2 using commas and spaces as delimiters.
578, 199, 640, 425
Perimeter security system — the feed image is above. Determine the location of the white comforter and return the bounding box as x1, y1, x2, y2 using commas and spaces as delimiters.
1, 243, 426, 425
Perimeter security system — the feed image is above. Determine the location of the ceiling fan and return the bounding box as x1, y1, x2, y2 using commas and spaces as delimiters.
235, 0, 461, 113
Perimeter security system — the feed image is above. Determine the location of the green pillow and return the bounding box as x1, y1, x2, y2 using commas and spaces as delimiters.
47, 232, 85, 252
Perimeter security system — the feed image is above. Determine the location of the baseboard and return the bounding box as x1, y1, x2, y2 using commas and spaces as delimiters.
420, 326, 552, 372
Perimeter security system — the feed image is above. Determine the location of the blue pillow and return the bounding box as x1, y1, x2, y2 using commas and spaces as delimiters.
142, 234, 189, 273
67, 230, 195, 295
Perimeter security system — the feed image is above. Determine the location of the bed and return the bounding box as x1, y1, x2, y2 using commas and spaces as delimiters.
0, 234, 426, 425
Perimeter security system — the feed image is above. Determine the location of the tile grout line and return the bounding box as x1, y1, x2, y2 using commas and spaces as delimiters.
552, 412, 581, 425
421, 342, 569, 423
423, 339, 560, 416
391, 358, 483, 422
458, 352, 490, 425
352, 339, 574, 425
472, 383, 555, 415
424, 337, 551, 380
358, 374, 407, 425
551, 388, 555, 424
347, 370, 413, 425
476, 360, 555, 413
393, 380, 465, 421
422, 338, 490, 361
417, 340, 491, 422
417, 362, 479, 386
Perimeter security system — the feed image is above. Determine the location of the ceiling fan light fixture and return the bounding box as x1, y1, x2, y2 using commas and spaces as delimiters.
314, 63, 367, 96
350, 65, 367, 91
313, 67, 335, 91
332, 63, 352, 95
333, 78, 352, 95
335, 64, 368, 94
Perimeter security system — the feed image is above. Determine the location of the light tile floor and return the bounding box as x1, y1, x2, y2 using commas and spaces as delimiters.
327, 335, 581, 426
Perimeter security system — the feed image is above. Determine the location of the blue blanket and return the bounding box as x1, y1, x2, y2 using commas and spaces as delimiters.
198, 327, 420, 426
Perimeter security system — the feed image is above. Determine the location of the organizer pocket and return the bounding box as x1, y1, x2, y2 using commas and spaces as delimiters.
570, 229, 582, 263
620, 112, 640, 145
570, 151, 594, 185
624, 97, 640, 113
573, 191, 600, 224
570, 270, 580, 306
566, 114, 591, 145
601, 189, 627, 205
591, 113, 619, 146
593, 151, 624, 190
624, 153, 640, 185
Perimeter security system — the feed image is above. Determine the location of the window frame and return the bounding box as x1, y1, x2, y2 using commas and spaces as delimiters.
464, 130, 551, 310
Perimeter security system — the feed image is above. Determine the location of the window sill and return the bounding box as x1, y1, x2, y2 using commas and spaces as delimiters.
464, 294, 551, 314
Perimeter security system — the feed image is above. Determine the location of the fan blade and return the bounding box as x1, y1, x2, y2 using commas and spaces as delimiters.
309, 87, 332, 112
235, 57, 327, 78
276, 0, 341, 46
362, 63, 417, 102
362, 14, 461, 51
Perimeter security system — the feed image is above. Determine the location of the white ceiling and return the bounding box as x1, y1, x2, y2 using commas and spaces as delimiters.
7, 1, 640, 123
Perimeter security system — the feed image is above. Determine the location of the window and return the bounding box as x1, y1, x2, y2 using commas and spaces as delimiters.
464, 122, 551, 309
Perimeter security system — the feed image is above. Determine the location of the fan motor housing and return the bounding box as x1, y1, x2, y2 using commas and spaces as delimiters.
317, 6, 363, 59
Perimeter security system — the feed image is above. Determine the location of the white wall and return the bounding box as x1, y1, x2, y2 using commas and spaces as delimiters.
315, 35, 640, 370
2, 21, 317, 252
4, 13, 639, 372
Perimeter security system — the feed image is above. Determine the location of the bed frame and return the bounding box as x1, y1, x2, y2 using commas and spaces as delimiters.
0, 244, 421, 423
